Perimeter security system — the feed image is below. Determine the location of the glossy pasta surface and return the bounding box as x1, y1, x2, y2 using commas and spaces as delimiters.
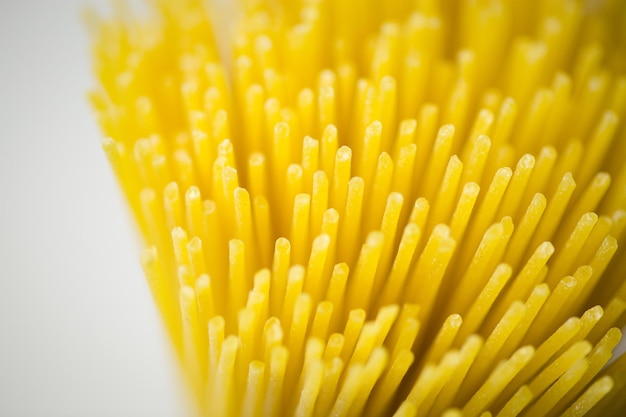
88, 0, 626, 416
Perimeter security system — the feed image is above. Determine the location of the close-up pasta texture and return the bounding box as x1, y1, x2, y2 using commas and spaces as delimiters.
87, 0, 626, 415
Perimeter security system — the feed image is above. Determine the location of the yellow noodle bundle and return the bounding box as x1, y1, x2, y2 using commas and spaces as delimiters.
87, 0, 626, 415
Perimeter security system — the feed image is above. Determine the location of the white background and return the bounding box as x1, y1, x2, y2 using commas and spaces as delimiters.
0, 1, 189, 415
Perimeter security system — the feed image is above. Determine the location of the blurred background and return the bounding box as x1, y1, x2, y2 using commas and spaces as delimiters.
0, 1, 188, 415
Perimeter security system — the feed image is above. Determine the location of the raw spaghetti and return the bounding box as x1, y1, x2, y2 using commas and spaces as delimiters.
87, 0, 626, 416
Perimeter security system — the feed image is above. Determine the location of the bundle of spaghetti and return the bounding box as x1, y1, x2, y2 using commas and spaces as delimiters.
87, 0, 626, 415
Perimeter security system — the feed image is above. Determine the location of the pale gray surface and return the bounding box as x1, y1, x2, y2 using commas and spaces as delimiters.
0, 1, 187, 416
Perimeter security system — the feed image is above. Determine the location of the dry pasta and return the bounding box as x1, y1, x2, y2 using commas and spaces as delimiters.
87, 0, 626, 415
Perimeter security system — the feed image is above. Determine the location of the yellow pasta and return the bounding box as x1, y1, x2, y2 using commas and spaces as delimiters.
524, 357, 589, 417
242, 360, 265, 417
562, 376, 614, 417
528, 341, 592, 397
367, 349, 415, 417
89, 0, 626, 415
463, 346, 535, 417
